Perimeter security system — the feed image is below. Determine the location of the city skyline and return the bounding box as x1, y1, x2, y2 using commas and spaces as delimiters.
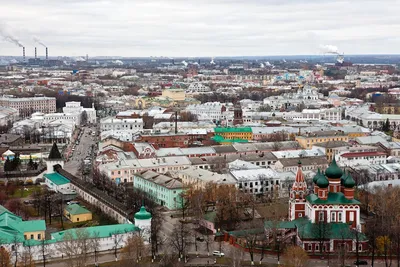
0, 0, 399, 57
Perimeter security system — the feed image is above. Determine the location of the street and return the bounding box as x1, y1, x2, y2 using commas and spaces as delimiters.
64, 125, 97, 176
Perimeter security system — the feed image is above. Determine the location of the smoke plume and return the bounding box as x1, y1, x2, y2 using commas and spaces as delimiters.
33, 36, 46, 47
0, 23, 24, 47
319, 44, 339, 54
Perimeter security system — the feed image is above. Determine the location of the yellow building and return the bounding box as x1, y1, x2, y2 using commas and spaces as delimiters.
64, 204, 92, 223
295, 131, 349, 149
0, 205, 46, 241
161, 88, 186, 101
376, 104, 400, 115
214, 127, 253, 141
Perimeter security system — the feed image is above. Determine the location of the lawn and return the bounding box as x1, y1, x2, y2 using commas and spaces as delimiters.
255, 200, 289, 219
12, 186, 40, 198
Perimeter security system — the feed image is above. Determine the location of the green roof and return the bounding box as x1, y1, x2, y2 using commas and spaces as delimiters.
51, 224, 139, 242
306, 192, 361, 205
325, 157, 343, 179
19, 220, 46, 232
0, 205, 11, 216
44, 172, 70, 186
134, 206, 152, 220
203, 211, 217, 223
265, 218, 367, 241
297, 220, 367, 241
214, 127, 252, 133
0, 211, 46, 244
65, 204, 91, 215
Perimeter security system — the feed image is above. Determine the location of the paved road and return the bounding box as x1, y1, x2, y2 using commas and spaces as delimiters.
44, 248, 390, 267
64, 126, 98, 176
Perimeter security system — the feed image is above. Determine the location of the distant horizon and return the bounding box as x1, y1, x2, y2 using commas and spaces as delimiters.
1, 53, 400, 59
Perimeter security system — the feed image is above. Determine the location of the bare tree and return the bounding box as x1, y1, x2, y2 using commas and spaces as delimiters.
90, 231, 101, 267
57, 228, 92, 267
169, 222, 191, 262
226, 246, 245, 267
240, 220, 265, 265
282, 246, 309, 267
121, 234, 146, 265
312, 221, 332, 258
111, 230, 124, 262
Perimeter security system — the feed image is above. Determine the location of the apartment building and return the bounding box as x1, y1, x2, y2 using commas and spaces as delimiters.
100, 117, 143, 132
98, 156, 192, 183
134, 170, 183, 209
171, 166, 236, 189
0, 96, 56, 114
295, 131, 349, 149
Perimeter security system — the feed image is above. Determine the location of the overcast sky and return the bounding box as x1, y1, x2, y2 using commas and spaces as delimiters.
0, 0, 399, 57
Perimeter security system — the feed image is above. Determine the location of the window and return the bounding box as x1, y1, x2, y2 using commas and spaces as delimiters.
331, 212, 336, 222
77, 217, 80, 222
38, 234, 41, 239
30, 234, 34, 239
298, 213, 303, 217
338, 212, 342, 222
315, 244, 319, 252
319, 211, 324, 222
308, 244, 312, 251
24, 235, 27, 240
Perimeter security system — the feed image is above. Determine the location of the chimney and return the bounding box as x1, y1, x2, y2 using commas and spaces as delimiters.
175, 111, 178, 134
46, 47, 48, 60
22, 47, 26, 62
35, 47, 37, 59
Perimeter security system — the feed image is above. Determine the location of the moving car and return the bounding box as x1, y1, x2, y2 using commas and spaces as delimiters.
354, 260, 368, 265
212, 251, 224, 257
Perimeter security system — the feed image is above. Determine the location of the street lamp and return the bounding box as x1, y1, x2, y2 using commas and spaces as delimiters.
218, 228, 222, 256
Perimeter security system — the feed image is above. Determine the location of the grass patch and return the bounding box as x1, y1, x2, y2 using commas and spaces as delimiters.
12, 186, 39, 198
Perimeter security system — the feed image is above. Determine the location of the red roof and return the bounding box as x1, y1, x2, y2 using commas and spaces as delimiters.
340, 151, 386, 158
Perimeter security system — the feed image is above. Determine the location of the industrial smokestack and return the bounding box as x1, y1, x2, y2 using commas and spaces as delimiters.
22, 47, 25, 62
45, 47, 48, 60
175, 111, 178, 134
35, 47, 37, 59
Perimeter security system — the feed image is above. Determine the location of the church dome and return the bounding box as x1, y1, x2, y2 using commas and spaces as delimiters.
325, 158, 343, 179
316, 173, 329, 188
134, 206, 152, 220
313, 168, 323, 184
340, 171, 348, 185
344, 173, 356, 188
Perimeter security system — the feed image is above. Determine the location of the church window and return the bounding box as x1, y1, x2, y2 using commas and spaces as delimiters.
331, 212, 336, 222
298, 213, 302, 217
319, 211, 324, 222
338, 212, 342, 222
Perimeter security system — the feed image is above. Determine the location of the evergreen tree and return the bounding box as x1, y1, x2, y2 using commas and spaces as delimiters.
27, 156, 34, 170
382, 118, 390, 132
4, 156, 11, 172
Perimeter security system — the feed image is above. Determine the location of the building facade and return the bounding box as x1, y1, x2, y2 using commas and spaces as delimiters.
0, 96, 56, 114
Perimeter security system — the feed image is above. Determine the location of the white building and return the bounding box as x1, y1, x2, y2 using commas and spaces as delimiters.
336, 151, 387, 167
63, 101, 97, 124
100, 117, 143, 132
185, 102, 229, 122
230, 168, 293, 197
0, 106, 19, 126
0, 96, 56, 114
187, 82, 211, 93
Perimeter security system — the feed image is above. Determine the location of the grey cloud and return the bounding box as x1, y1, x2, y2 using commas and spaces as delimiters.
0, 0, 399, 56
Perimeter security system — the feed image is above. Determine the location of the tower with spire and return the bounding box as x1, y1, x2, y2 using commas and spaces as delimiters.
46, 143, 64, 174
289, 161, 307, 220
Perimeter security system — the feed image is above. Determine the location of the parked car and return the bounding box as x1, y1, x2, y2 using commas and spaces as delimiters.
354, 260, 368, 265
212, 251, 224, 257
196, 236, 205, 242
67, 201, 80, 205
